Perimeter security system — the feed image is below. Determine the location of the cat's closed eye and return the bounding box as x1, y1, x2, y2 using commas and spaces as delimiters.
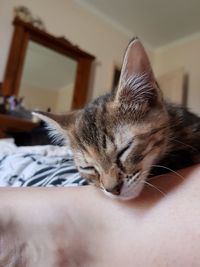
79, 166, 99, 181
115, 140, 133, 170
80, 166, 95, 171
117, 140, 133, 159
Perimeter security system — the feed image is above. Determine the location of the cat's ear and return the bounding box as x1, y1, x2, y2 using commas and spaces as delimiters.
115, 38, 162, 111
32, 111, 79, 145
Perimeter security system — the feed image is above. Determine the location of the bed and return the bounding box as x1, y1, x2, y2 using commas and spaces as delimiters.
0, 139, 87, 187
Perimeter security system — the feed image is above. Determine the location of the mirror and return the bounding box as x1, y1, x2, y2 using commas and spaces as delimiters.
20, 41, 77, 112
2, 18, 95, 112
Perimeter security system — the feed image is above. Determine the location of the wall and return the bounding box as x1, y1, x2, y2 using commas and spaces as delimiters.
1, 1, 199, 115
154, 36, 200, 115
0, 0, 133, 101
56, 83, 74, 113
20, 82, 58, 112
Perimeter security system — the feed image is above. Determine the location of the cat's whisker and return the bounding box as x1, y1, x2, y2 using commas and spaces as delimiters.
152, 164, 185, 181
168, 137, 199, 152
147, 173, 172, 181
168, 121, 185, 129
143, 181, 166, 196
142, 170, 151, 177
146, 172, 155, 177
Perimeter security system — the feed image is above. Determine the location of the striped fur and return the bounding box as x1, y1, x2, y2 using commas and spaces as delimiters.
39, 38, 200, 200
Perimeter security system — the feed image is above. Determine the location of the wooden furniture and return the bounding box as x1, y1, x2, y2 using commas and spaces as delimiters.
1, 17, 95, 109
0, 17, 95, 139
0, 114, 39, 138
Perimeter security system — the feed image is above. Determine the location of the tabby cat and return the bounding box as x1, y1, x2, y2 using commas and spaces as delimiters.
35, 38, 200, 200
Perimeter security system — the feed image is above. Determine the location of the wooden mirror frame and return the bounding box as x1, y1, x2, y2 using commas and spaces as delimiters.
1, 18, 95, 109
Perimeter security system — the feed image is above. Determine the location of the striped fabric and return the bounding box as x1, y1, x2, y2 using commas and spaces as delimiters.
0, 142, 87, 187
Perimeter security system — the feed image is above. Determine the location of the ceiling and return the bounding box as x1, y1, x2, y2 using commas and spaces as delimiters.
78, 0, 200, 48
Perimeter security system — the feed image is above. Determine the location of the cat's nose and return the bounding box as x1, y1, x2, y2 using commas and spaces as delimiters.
105, 182, 123, 195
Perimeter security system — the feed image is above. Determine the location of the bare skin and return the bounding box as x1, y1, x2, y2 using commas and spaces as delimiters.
1, 164, 200, 266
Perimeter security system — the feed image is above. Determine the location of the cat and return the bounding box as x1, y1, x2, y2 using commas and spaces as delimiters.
34, 38, 200, 200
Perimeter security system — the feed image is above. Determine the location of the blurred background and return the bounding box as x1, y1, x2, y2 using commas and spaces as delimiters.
0, 0, 200, 143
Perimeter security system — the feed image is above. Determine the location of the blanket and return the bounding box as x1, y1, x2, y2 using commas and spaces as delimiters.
0, 140, 87, 187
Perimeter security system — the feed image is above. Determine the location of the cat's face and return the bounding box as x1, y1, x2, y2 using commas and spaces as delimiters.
68, 95, 168, 200
35, 38, 169, 200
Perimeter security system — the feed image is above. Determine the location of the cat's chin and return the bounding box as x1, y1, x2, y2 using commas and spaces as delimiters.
119, 182, 144, 200
117, 192, 142, 201
102, 182, 144, 201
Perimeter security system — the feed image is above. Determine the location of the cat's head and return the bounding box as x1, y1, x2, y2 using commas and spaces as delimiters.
35, 38, 169, 200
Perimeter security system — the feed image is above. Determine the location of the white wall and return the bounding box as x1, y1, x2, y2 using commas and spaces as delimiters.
0, 0, 133, 101
56, 83, 74, 113
20, 82, 58, 112
154, 36, 200, 115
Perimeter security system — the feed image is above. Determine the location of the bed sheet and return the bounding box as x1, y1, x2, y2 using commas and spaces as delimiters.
0, 140, 87, 187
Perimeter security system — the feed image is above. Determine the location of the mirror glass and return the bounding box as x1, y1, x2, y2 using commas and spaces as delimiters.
19, 41, 78, 113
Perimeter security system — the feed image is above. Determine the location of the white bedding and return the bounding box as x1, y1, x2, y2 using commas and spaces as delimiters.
0, 140, 86, 187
